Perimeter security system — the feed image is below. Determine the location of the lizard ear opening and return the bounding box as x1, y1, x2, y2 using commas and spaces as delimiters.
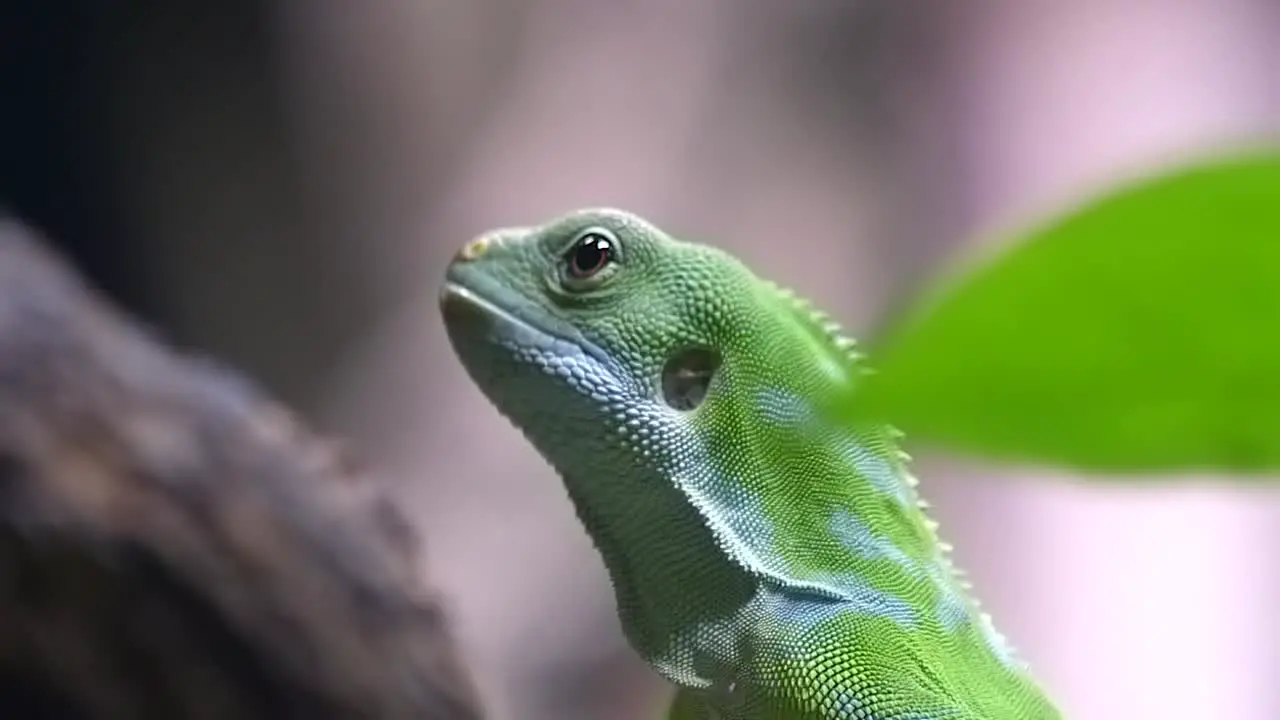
661, 346, 721, 411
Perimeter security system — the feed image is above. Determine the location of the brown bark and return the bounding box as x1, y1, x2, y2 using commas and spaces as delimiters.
0, 218, 484, 719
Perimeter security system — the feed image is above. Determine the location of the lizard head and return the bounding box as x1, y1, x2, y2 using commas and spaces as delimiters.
440, 208, 785, 482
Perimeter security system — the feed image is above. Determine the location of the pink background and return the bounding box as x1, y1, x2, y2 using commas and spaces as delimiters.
104, 2, 1280, 717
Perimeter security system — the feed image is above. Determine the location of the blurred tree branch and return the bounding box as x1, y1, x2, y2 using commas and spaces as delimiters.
0, 218, 483, 720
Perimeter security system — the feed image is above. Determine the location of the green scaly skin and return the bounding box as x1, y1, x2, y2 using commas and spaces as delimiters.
439, 208, 1060, 719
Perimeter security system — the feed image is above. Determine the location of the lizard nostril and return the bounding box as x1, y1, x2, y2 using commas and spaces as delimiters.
456, 235, 491, 262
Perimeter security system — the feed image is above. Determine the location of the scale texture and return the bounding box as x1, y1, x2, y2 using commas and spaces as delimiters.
439, 208, 1060, 719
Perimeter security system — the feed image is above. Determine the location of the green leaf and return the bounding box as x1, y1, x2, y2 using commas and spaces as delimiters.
845, 151, 1280, 475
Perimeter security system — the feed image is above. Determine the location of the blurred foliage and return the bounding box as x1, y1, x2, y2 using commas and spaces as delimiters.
844, 150, 1280, 477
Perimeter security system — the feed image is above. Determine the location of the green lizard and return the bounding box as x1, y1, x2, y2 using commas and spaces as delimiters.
439, 208, 1060, 719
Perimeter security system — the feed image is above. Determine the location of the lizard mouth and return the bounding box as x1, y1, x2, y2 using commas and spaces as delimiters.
439, 281, 616, 371
440, 281, 549, 349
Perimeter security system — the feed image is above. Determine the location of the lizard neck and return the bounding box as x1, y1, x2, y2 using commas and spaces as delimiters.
680, 281, 985, 642
667, 376, 1051, 717
644, 281, 1050, 715
561, 461, 764, 692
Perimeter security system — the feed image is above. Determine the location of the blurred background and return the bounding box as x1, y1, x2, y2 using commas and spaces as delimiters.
3, 1, 1279, 718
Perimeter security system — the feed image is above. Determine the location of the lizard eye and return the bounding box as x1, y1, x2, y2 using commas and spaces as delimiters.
563, 229, 617, 283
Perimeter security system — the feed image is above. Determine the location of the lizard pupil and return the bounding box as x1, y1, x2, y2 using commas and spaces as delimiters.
567, 233, 614, 278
